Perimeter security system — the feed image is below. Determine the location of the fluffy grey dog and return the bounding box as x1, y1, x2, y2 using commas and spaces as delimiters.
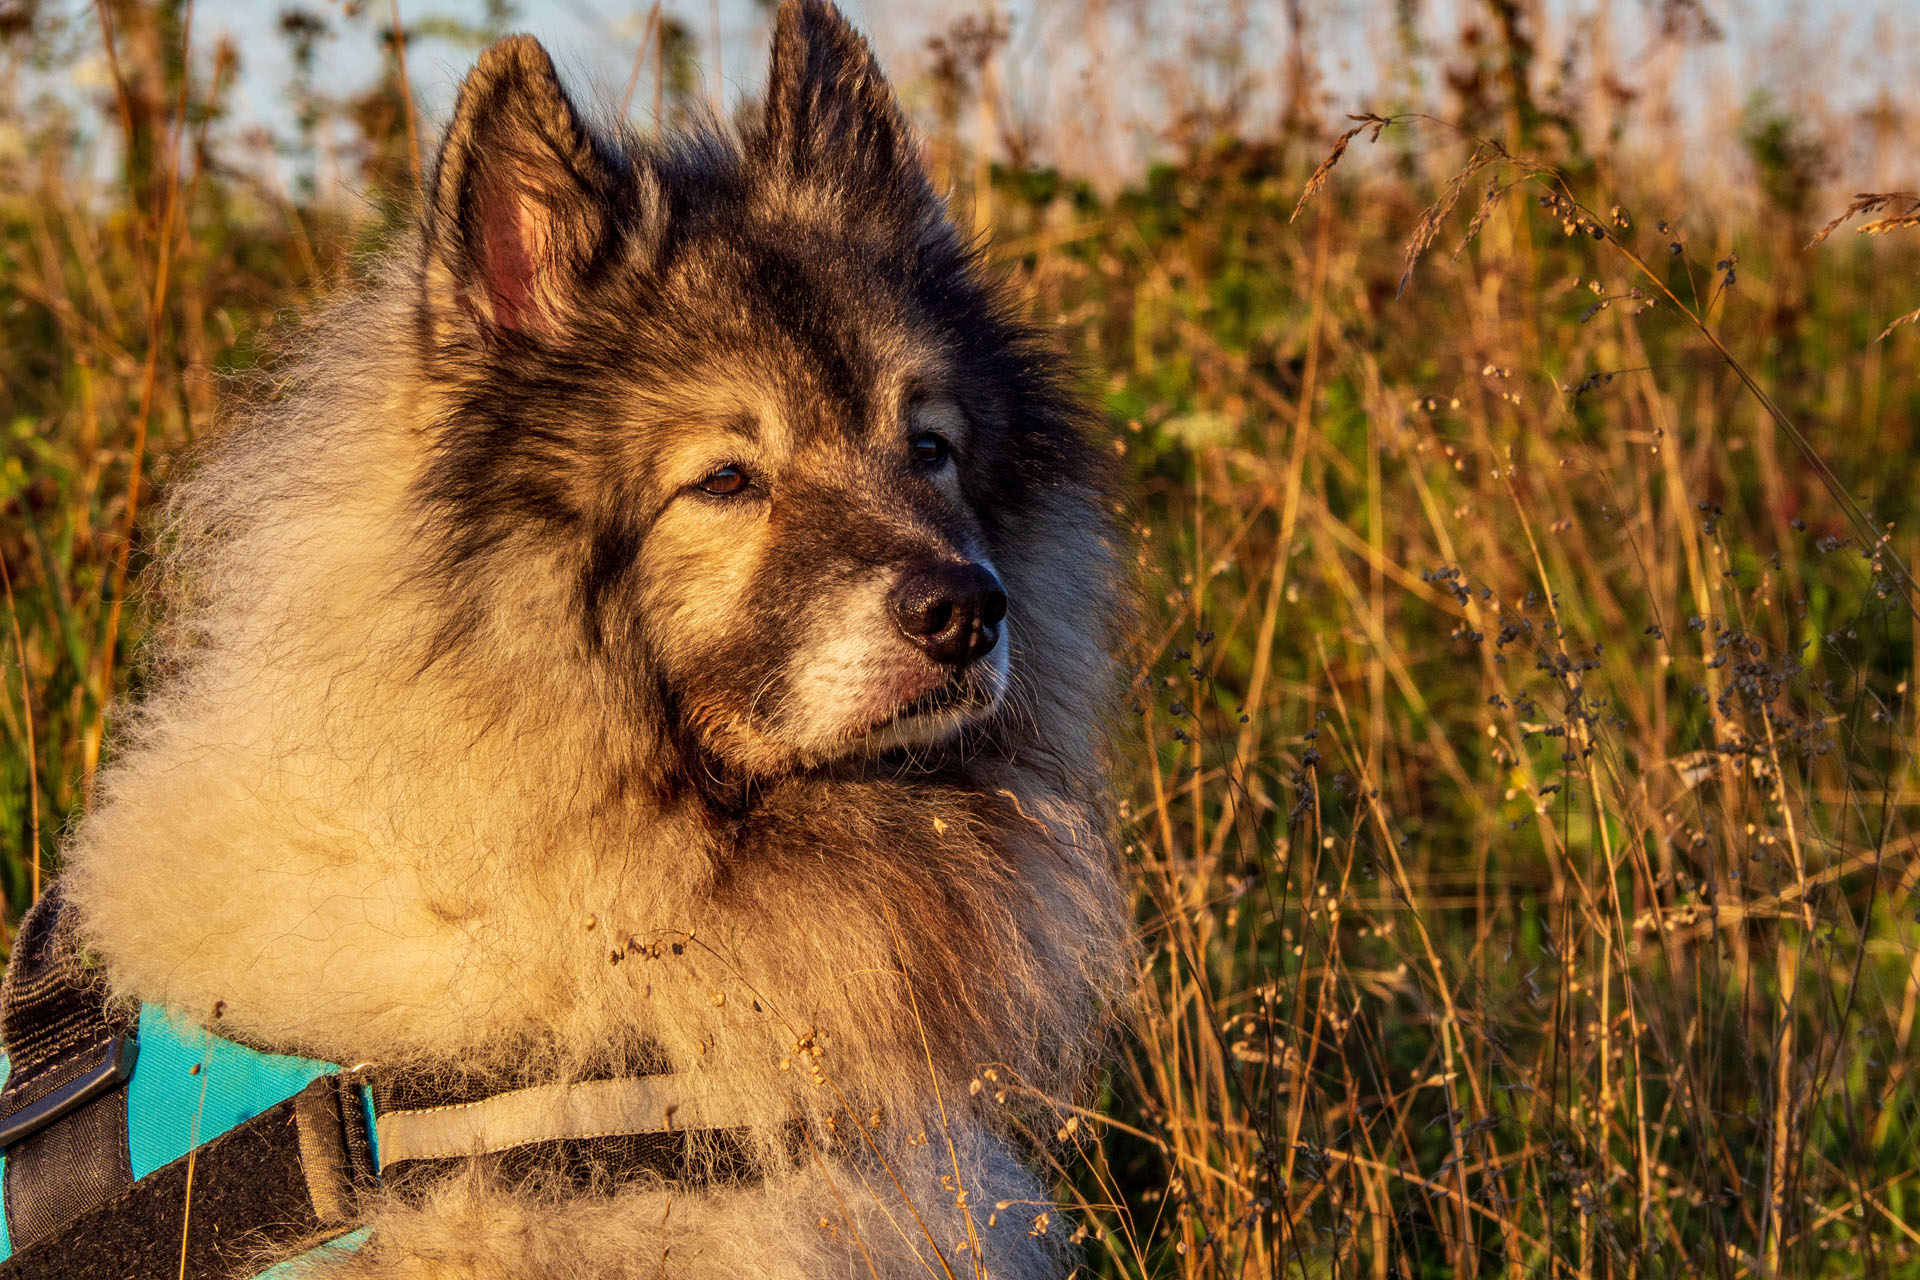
61, 2, 1131, 1275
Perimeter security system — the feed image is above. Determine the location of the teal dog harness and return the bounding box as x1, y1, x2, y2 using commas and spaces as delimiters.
0, 886, 767, 1279
0, 1004, 369, 1277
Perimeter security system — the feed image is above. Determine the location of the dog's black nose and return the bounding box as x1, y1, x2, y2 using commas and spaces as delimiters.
891, 562, 1007, 667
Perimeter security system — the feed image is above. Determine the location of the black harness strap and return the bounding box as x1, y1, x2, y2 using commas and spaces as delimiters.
381, 1127, 768, 1199
0, 1072, 775, 1280
363, 1051, 774, 1195
0, 882, 788, 1279
0, 886, 137, 1249
0, 1078, 357, 1280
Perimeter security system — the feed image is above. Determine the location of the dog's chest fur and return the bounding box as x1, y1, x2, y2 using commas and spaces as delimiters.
53, 3, 1131, 1276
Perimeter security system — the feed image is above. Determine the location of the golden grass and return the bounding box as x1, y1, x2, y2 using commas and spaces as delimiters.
6, 3, 1920, 1277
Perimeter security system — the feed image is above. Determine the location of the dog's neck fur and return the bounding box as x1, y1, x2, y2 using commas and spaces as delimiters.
63, 274, 1127, 1136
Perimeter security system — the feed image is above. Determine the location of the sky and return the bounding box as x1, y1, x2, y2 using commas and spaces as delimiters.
214, 0, 886, 136
42, 0, 1920, 193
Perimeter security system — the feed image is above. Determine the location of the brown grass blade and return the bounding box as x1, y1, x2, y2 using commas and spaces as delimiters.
1400, 143, 1499, 296
1291, 112, 1392, 224
1858, 215, 1920, 237
1808, 191, 1920, 247
1878, 305, 1920, 341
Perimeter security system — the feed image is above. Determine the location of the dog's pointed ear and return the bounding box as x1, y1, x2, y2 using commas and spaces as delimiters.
424, 36, 633, 341
760, 0, 934, 219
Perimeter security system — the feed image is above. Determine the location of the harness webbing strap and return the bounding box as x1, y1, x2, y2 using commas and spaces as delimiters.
373, 1074, 726, 1167
0, 886, 136, 1249
0, 1079, 354, 1280
0, 1062, 768, 1280
364, 1061, 778, 1201
380, 1126, 770, 1200
291, 1075, 375, 1228
0, 883, 785, 1278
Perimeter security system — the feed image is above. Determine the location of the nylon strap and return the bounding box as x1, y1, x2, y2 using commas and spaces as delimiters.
368, 1060, 770, 1199
0, 883, 783, 1278
0, 1071, 769, 1279
0, 886, 136, 1249
375, 1074, 728, 1166
0, 1077, 361, 1280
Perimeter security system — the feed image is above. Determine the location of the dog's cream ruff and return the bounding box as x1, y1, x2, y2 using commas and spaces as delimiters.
59, 8, 1131, 1278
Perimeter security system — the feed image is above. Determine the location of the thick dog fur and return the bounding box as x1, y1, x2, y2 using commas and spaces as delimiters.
61, 4, 1130, 1276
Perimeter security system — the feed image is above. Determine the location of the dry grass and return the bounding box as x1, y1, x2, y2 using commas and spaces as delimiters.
6, 3, 1920, 1277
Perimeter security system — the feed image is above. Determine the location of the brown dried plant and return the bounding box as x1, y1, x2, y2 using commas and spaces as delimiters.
1811, 193, 1920, 338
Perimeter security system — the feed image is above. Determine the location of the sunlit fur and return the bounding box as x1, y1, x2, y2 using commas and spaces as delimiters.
62, 3, 1131, 1276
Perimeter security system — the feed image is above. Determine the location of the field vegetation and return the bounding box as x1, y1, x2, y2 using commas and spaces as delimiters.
5, 1, 1920, 1276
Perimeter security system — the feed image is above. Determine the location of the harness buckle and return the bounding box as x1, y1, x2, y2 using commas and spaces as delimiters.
0, 1033, 138, 1151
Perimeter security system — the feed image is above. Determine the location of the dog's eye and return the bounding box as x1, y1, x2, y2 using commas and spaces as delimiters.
697, 465, 751, 496
911, 433, 952, 467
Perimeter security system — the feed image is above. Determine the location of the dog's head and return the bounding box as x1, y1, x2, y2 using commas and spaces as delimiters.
413, 2, 1111, 789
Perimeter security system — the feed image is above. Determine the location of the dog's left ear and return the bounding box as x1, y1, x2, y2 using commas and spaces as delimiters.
424, 36, 641, 341
759, 0, 936, 223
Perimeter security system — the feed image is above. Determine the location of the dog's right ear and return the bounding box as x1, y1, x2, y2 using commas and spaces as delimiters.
423, 36, 639, 343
